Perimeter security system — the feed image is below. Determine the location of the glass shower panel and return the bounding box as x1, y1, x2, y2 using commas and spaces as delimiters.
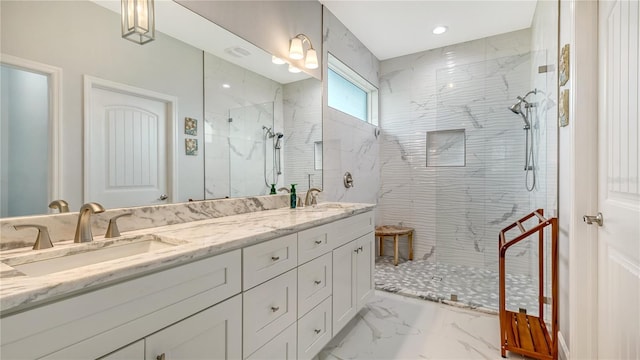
434, 52, 536, 311
228, 102, 274, 197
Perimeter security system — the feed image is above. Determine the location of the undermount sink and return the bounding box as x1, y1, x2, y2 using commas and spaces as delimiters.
302, 203, 354, 212
1, 234, 184, 277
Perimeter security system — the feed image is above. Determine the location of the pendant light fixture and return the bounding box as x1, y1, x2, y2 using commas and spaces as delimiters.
121, 0, 155, 44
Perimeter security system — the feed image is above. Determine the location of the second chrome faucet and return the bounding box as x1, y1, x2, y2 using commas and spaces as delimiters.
74, 202, 105, 243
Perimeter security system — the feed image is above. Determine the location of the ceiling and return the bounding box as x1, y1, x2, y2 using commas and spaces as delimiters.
319, 0, 538, 60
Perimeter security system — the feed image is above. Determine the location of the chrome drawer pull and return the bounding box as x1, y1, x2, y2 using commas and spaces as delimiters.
314, 280, 322, 285
271, 306, 280, 312
314, 240, 322, 245
314, 329, 321, 334
271, 256, 280, 261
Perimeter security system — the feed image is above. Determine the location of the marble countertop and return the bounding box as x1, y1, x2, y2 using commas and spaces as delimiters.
0, 202, 375, 315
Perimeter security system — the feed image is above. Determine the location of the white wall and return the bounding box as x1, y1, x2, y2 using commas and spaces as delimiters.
0, 1, 204, 211
322, 7, 381, 205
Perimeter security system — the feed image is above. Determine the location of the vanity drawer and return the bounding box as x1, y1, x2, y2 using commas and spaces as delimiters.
297, 296, 332, 360
245, 322, 297, 360
243, 269, 297, 356
330, 211, 374, 249
298, 224, 332, 264
297, 252, 332, 318
243, 234, 297, 290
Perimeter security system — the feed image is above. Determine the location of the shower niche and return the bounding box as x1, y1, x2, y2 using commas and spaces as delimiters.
426, 129, 466, 167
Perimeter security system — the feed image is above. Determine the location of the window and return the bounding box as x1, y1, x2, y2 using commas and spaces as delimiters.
327, 54, 378, 125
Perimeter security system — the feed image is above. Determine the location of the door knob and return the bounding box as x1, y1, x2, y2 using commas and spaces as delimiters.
159, 194, 168, 201
583, 212, 603, 226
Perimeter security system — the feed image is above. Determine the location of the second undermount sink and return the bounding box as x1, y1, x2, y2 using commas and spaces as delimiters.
302, 202, 355, 212
1, 234, 184, 277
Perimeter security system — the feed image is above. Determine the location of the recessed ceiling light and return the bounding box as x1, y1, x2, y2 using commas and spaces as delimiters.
272, 55, 286, 65
222, 83, 231, 89
432, 26, 448, 35
288, 64, 301, 73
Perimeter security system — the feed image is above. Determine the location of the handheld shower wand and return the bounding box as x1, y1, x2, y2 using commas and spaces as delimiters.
274, 133, 284, 149
509, 89, 538, 192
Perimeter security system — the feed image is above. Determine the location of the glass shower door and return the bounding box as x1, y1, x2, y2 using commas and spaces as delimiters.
228, 102, 274, 197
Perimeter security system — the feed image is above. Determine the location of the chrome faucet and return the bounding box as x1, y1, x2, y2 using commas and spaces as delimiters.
304, 188, 322, 206
74, 202, 105, 243
277, 187, 290, 193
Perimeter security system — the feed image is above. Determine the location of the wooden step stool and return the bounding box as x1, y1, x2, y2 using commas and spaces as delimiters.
375, 225, 414, 266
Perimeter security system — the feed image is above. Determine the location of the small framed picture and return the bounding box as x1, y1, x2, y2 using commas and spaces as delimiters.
184, 117, 197, 136
559, 89, 569, 127
185, 138, 198, 156
559, 44, 570, 86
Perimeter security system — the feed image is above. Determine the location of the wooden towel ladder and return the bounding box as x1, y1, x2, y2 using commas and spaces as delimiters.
499, 209, 558, 360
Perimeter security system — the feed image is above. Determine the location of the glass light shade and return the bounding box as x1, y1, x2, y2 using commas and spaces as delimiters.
122, 0, 155, 44
288, 64, 302, 73
304, 48, 318, 69
289, 37, 304, 60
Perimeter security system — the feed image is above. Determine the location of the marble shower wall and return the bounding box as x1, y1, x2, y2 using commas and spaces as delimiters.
283, 78, 323, 192
322, 7, 381, 204
204, 53, 284, 199
378, 29, 536, 276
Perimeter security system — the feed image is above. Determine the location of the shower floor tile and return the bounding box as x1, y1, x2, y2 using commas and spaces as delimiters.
375, 256, 541, 315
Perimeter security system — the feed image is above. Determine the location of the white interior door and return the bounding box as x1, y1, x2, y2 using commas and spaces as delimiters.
597, 0, 640, 358
87, 84, 169, 208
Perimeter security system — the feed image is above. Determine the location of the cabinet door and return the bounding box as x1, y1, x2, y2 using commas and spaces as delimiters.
356, 232, 374, 310
145, 295, 242, 360
245, 323, 297, 360
332, 240, 357, 336
97, 340, 144, 359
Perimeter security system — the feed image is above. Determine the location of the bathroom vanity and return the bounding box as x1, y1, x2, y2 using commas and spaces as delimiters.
0, 201, 374, 360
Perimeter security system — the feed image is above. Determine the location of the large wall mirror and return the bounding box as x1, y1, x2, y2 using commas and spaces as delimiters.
0, 0, 322, 218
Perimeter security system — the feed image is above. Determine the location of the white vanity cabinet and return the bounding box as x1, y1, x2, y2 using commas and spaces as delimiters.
2, 249, 242, 360
98, 296, 242, 360
1, 209, 375, 360
144, 295, 242, 360
332, 232, 375, 336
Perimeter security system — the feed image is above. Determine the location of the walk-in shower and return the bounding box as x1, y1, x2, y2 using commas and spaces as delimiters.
510, 89, 538, 192
262, 126, 283, 188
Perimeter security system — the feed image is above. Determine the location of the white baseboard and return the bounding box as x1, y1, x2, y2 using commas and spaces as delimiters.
558, 331, 570, 360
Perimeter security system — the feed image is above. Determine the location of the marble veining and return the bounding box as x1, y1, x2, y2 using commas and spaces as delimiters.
0, 202, 374, 314
318, 291, 519, 360
1, 195, 289, 250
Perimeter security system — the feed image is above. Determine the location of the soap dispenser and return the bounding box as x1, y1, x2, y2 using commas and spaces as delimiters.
270, 184, 276, 195
290, 184, 297, 208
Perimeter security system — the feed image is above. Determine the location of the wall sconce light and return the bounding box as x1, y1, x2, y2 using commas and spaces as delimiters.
289, 34, 318, 69
121, 0, 155, 44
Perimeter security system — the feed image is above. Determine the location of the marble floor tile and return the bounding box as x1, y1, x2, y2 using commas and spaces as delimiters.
318, 291, 527, 360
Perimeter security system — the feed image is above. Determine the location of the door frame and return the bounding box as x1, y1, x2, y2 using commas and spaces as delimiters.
83, 75, 178, 204
564, 1, 599, 359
